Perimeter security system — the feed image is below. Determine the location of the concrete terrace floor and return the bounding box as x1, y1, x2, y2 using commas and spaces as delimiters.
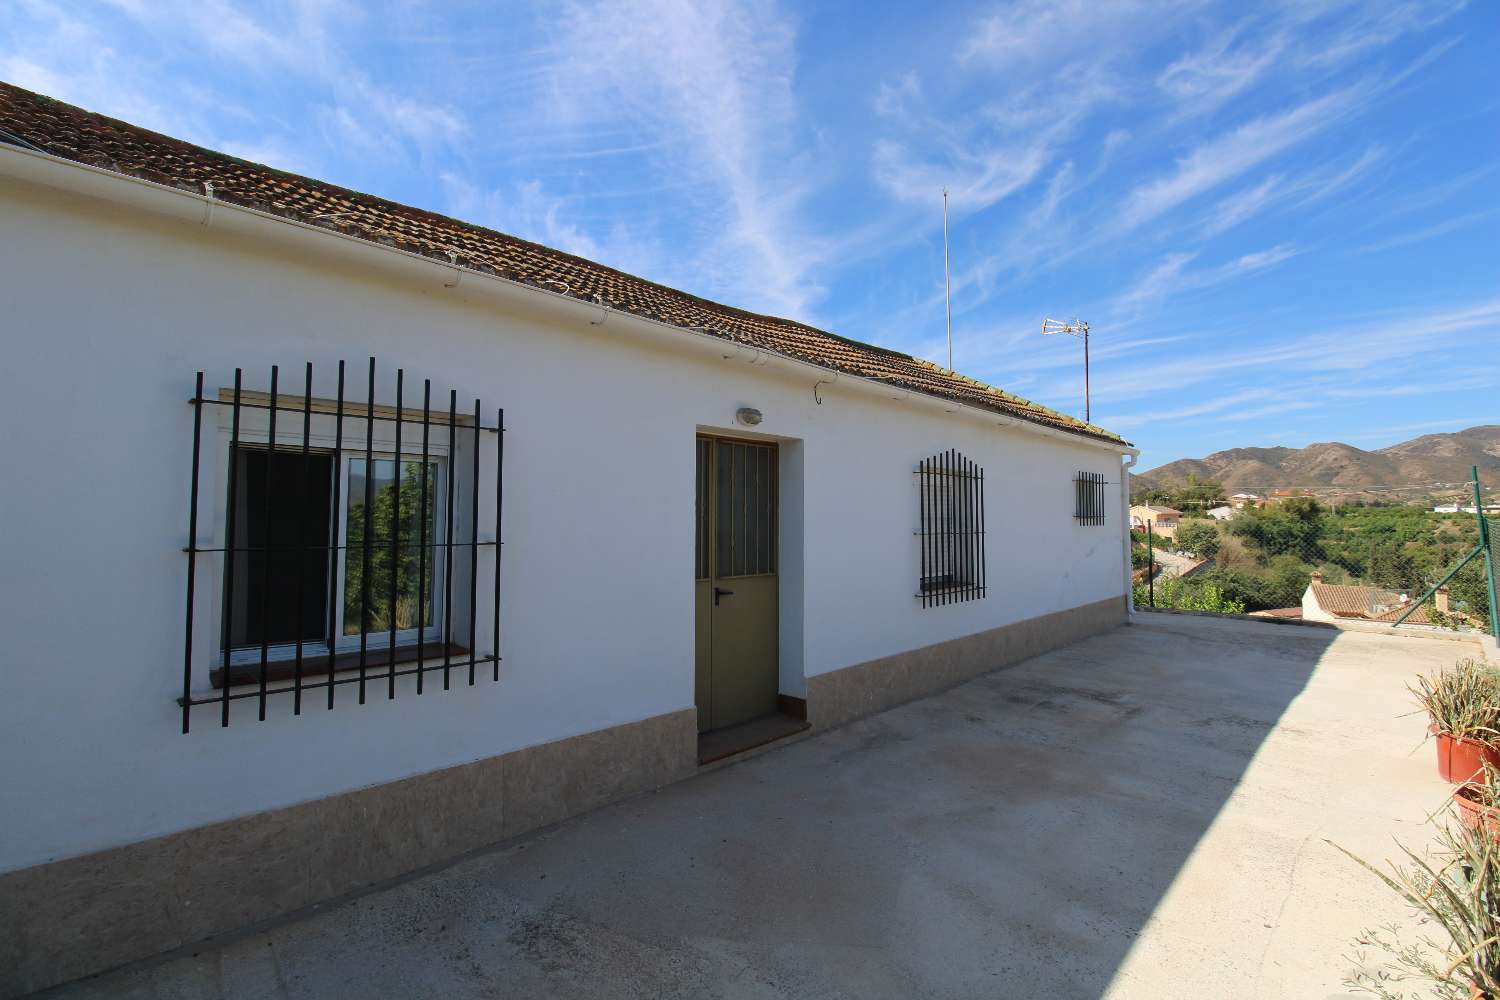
46, 613, 1490, 999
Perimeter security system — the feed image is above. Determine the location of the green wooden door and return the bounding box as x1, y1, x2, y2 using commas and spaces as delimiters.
694, 436, 779, 733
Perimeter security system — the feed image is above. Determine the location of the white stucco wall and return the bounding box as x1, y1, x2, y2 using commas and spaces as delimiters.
0, 164, 1129, 873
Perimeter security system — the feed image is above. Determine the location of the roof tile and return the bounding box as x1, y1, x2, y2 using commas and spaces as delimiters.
1309, 583, 1430, 624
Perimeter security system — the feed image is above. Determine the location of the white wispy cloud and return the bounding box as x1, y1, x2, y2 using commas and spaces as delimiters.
872, 137, 1050, 212
1193, 144, 1385, 239
1065, 296, 1500, 406
1339, 416, 1500, 444
1199, 175, 1284, 237
873, 72, 920, 117
532, 0, 829, 318
1108, 388, 1283, 430
1119, 244, 1299, 310
960, 0, 1201, 69
1112, 85, 1367, 235
1157, 26, 1286, 117
1353, 209, 1500, 254
1296, 0, 1468, 70
2, 0, 466, 172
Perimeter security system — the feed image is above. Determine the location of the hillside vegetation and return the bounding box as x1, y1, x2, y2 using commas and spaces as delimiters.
1132, 483, 1493, 629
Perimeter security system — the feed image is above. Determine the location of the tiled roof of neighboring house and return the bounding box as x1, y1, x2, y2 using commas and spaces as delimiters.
1250, 607, 1303, 619
1308, 583, 1431, 625
0, 81, 1126, 446
1137, 505, 1182, 516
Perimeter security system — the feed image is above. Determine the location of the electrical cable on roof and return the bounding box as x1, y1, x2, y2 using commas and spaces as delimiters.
0, 126, 46, 153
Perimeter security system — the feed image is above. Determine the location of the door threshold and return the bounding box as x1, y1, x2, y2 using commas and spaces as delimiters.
697, 712, 810, 766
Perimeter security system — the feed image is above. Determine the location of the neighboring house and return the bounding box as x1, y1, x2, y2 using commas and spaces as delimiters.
1249, 607, 1303, 620
1207, 505, 1235, 521
1301, 572, 1434, 625
1130, 504, 1181, 539
0, 83, 1138, 995
1229, 493, 1261, 509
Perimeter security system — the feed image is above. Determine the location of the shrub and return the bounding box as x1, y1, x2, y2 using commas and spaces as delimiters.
1409, 658, 1500, 743
1334, 770, 1500, 998
1189, 559, 1307, 612
1133, 576, 1247, 614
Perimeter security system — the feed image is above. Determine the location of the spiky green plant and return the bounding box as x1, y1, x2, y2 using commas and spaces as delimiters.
1410, 658, 1500, 744
1334, 768, 1500, 999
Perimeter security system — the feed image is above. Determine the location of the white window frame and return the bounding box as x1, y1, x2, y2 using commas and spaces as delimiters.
209, 405, 455, 669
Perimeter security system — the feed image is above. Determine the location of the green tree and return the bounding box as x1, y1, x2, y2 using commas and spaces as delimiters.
1367, 543, 1423, 591
1191, 557, 1309, 612
1230, 498, 1324, 562
1176, 521, 1221, 558
1451, 560, 1496, 633
1172, 475, 1228, 512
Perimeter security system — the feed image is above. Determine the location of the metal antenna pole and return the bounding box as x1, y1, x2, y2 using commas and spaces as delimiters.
1042, 318, 1091, 422
1083, 324, 1090, 424
943, 188, 952, 371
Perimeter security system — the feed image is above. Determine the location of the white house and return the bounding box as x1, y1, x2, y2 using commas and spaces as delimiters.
1207, 505, 1235, 520
0, 83, 1137, 995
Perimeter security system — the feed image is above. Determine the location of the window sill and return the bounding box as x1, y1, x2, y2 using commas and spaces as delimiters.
210, 643, 471, 689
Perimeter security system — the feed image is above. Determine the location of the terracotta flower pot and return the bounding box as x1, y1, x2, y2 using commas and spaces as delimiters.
1455, 784, 1500, 837
1433, 727, 1500, 785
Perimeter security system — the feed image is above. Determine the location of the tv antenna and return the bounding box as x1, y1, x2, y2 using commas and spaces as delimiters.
942, 188, 953, 371
1042, 318, 1091, 423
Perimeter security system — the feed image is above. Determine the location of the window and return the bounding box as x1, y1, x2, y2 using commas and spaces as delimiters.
181, 360, 503, 731
1074, 471, 1107, 526
222, 453, 447, 668
915, 450, 986, 607
341, 458, 442, 641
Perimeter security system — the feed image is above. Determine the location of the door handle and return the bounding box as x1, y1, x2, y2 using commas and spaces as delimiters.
714, 587, 735, 606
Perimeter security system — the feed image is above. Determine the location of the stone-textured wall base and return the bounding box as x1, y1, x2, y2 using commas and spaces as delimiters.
808, 596, 1127, 730
0, 708, 697, 998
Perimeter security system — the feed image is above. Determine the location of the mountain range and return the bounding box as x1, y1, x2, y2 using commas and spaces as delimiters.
1134, 425, 1500, 496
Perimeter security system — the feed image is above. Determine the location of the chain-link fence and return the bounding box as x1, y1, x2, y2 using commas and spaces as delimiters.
1128, 474, 1498, 639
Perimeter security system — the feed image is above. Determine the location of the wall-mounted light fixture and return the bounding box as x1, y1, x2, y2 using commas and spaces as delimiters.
736, 407, 763, 427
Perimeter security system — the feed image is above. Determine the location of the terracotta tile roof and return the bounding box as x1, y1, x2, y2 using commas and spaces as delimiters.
1309, 583, 1431, 624
0, 81, 1126, 446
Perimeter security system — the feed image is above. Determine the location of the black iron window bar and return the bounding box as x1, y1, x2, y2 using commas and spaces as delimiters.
1074, 471, 1107, 526
180, 358, 504, 732
914, 450, 987, 608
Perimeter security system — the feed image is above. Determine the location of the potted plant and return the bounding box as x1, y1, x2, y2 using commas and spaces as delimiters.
1411, 658, 1500, 785
1455, 782, 1500, 839
1332, 796, 1500, 998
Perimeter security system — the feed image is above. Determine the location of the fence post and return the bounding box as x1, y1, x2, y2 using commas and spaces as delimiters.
1148, 520, 1155, 608
1473, 464, 1498, 641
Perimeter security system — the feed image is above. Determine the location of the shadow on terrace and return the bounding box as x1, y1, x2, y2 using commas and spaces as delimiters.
49, 612, 1471, 999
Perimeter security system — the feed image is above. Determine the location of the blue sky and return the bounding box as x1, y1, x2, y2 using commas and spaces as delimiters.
3, 1, 1496, 470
